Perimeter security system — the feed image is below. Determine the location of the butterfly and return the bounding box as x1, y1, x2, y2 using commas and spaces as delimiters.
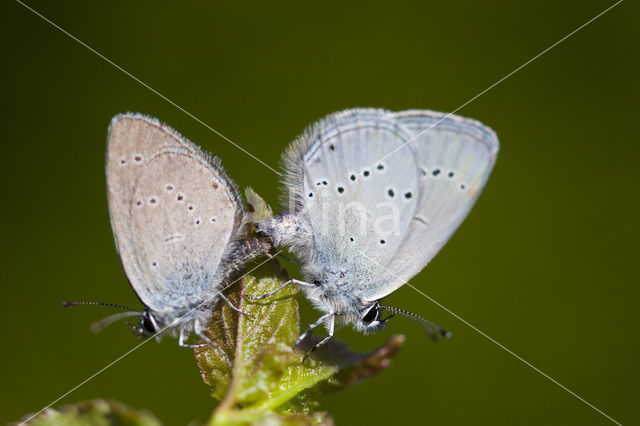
252, 108, 498, 356
66, 113, 270, 363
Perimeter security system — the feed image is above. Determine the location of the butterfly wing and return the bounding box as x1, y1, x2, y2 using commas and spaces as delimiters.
281, 109, 420, 286
106, 113, 246, 314
358, 110, 499, 301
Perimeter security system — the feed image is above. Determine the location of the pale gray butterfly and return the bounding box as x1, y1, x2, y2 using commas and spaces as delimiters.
252, 108, 499, 356
65, 113, 270, 361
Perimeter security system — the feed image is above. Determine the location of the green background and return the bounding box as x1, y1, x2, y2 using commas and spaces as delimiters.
3, 1, 638, 424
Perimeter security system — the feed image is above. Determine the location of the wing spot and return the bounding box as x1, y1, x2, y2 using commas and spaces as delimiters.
148, 196, 158, 205
152, 262, 157, 267
177, 193, 184, 202
187, 204, 195, 212
350, 174, 356, 182
387, 189, 395, 198
337, 186, 344, 194
349, 237, 354, 242
323, 180, 328, 186
460, 183, 466, 190
447, 171, 455, 179
363, 170, 370, 177
119, 158, 127, 166
212, 182, 218, 190
404, 191, 412, 199
210, 217, 216, 223
376, 163, 385, 172
329, 144, 335, 151
308, 192, 314, 198
135, 199, 143, 208
380, 239, 386, 245
432, 168, 441, 177
165, 183, 174, 192
195, 218, 201, 226
133, 154, 143, 163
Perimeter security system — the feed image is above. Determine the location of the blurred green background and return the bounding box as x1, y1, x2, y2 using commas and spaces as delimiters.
3, 1, 639, 424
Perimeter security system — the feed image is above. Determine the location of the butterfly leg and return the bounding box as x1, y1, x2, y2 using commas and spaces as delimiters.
245, 279, 314, 301
296, 312, 334, 345
178, 328, 205, 348
193, 320, 231, 367
301, 314, 335, 362
219, 292, 254, 319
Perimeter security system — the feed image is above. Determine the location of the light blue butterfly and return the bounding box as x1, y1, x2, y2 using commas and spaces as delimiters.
252, 108, 499, 356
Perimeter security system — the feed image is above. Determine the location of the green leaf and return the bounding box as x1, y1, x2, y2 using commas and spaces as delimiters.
195, 258, 336, 423
17, 399, 162, 426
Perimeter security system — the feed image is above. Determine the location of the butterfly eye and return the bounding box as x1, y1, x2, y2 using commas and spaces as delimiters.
362, 305, 379, 323
141, 311, 156, 334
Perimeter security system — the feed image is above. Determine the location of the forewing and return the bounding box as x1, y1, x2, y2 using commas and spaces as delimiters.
283, 109, 420, 284
106, 114, 245, 312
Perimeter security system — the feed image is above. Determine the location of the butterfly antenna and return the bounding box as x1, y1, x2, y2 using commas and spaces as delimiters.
62, 301, 139, 312
379, 306, 452, 341
90, 311, 141, 333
